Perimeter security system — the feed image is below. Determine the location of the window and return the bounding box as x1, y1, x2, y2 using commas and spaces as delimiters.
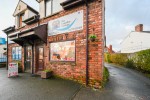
46, 0, 63, 16
18, 13, 24, 27
12, 47, 22, 60
50, 40, 75, 61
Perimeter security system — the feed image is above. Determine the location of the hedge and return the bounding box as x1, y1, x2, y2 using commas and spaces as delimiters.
133, 49, 150, 73
105, 49, 150, 73
105, 53, 128, 66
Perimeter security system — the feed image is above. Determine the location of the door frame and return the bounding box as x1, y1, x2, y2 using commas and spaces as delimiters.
35, 43, 44, 72
24, 45, 32, 73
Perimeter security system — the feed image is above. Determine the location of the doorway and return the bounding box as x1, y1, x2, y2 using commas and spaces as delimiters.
36, 44, 44, 72
25, 46, 32, 73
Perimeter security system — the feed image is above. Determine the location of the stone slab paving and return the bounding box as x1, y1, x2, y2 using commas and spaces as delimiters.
0, 68, 81, 100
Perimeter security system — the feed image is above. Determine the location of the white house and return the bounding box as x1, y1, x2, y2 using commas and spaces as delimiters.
121, 24, 150, 53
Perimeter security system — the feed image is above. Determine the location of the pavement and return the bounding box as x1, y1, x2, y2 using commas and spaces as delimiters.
74, 63, 150, 100
1, 63, 150, 100
0, 68, 81, 100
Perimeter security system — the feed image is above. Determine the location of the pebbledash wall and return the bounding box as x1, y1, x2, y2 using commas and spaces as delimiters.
8, 0, 104, 88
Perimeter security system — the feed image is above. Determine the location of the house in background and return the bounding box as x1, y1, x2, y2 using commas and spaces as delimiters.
104, 45, 115, 54
3, 0, 105, 88
121, 24, 150, 53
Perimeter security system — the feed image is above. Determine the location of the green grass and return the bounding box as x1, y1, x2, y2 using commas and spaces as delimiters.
102, 67, 109, 87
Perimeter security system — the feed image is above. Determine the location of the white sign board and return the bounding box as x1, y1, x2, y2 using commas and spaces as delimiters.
48, 10, 83, 36
8, 63, 18, 77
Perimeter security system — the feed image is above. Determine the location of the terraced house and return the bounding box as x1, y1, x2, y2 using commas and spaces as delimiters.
3, 0, 105, 88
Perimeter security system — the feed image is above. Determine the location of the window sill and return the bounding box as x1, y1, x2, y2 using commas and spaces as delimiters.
44, 12, 60, 19
41, 10, 64, 20
50, 61, 76, 66
16, 26, 25, 30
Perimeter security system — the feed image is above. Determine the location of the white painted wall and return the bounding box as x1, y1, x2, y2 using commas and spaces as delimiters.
13, 1, 27, 16
121, 32, 150, 53
39, 0, 45, 19
0, 44, 6, 54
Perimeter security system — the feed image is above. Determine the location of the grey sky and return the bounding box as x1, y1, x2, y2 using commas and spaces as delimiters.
0, 0, 150, 51
0, 0, 38, 39
106, 0, 150, 51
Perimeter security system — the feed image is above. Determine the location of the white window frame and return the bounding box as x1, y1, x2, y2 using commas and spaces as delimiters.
45, 0, 63, 17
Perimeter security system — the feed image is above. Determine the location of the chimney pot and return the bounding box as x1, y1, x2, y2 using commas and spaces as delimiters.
135, 24, 143, 32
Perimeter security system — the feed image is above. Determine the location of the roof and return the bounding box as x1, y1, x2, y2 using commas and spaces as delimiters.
121, 31, 150, 44
121, 31, 150, 53
13, 0, 38, 16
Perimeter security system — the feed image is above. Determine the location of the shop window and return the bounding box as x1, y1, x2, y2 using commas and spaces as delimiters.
46, 0, 63, 17
50, 40, 75, 61
12, 46, 22, 60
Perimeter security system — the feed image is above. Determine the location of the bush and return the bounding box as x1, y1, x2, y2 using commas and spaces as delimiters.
104, 53, 112, 63
134, 49, 150, 73
110, 53, 128, 66
105, 49, 150, 74
125, 59, 135, 69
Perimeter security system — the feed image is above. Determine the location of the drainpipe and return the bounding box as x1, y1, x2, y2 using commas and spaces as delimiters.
85, 0, 89, 86
32, 43, 34, 74
6, 34, 8, 70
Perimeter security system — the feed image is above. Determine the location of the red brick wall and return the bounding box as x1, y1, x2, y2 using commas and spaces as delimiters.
8, 43, 24, 71
8, 0, 104, 88
41, 0, 103, 87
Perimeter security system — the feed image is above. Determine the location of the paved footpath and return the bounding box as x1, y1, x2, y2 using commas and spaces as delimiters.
1, 63, 150, 100
74, 63, 150, 100
0, 68, 81, 100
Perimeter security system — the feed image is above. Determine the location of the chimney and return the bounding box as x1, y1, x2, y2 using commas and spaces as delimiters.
109, 45, 112, 53
135, 24, 143, 32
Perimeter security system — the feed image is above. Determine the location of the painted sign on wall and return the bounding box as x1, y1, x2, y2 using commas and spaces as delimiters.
48, 10, 83, 36
0, 38, 6, 44
8, 63, 18, 77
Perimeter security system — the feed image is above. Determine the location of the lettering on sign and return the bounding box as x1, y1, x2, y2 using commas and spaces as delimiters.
8, 63, 18, 77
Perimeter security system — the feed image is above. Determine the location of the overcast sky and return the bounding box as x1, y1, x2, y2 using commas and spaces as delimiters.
0, 0, 150, 51
106, 0, 150, 51
0, 0, 38, 39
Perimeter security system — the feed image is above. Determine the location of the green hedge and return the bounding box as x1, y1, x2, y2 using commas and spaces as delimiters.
133, 49, 150, 73
105, 49, 150, 73
105, 53, 128, 66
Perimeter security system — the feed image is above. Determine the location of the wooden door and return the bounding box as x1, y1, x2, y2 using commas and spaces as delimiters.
25, 46, 32, 73
36, 46, 44, 71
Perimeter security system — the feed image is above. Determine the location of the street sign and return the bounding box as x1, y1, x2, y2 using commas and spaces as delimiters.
8, 63, 18, 77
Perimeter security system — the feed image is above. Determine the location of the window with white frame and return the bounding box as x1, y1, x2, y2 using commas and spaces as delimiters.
12, 46, 22, 60
46, 0, 63, 17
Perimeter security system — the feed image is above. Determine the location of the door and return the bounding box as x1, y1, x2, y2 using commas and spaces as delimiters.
36, 46, 44, 72
25, 46, 32, 73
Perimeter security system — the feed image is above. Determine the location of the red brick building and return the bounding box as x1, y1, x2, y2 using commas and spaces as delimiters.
3, 0, 105, 88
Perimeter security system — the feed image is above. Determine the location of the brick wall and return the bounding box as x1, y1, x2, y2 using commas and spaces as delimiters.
8, 0, 104, 88
41, 0, 104, 88
8, 43, 24, 71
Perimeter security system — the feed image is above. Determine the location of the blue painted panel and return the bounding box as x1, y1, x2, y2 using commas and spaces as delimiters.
0, 38, 6, 44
